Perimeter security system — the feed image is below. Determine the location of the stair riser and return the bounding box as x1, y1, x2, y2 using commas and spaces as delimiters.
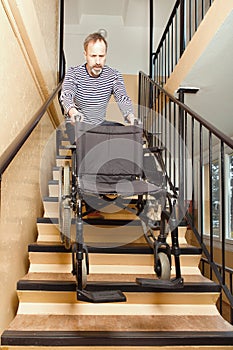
56, 159, 71, 167
37, 219, 188, 246
59, 149, 72, 157
17, 291, 220, 314
43, 201, 140, 221
28, 252, 201, 274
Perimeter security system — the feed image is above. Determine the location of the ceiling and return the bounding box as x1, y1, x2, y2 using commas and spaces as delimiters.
65, 0, 175, 28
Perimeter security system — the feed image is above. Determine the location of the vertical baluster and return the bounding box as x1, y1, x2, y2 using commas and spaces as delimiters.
180, 0, 185, 56
164, 34, 167, 84
168, 100, 172, 178
209, 132, 213, 280
189, 0, 192, 41
173, 104, 177, 188
167, 28, 170, 79
200, 123, 204, 242
164, 93, 167, 168
201, 0, 204, 19
171, 19, 174, 73
175, 10, 178, 65
184, 111, 188, 213
195, 0, 198, 32
191, 117, 195, 226
220, 141, 226, 287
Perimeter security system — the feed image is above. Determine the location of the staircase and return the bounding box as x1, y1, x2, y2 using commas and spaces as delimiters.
2, 131, 233, 349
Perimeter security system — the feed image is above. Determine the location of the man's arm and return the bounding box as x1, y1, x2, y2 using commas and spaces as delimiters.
60, 67, 84, 123
112, 72, 138, 125
60, 67, 78, 115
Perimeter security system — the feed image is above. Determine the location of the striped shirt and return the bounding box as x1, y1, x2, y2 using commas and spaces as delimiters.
60, 64, 134, 125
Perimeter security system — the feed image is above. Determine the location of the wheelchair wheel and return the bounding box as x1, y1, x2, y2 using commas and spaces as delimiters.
63, 203, 71, 249
156, 252, 171, 280
76, 257, 87, 288
72, 244, 87, 289
63, 162, 70, 196
59, 162, 72, 249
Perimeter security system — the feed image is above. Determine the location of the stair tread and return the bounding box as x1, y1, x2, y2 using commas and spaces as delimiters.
56, 155, 71, 159
28, 241, 202, 255
17, 272, 220, 293
37, 216, 141, 225
3, 329, 233, 347
4, 314, 233, 333
19, 272, 215, 283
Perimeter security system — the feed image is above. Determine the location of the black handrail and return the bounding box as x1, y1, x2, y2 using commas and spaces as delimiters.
138, 71, 233, 324
58, 0, 66, 82
0, 82, 62, 178
138, 72, 233, 149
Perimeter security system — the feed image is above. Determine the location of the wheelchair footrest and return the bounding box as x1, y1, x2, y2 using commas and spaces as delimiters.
136, 277, 184, 289
77, 289, 127, 303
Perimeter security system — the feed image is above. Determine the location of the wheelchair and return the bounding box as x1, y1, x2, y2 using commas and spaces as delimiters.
58, 118, 184, 303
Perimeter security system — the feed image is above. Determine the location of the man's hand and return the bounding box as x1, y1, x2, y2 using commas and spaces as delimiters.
126, 113, 138, 125
68, 108, 84, 124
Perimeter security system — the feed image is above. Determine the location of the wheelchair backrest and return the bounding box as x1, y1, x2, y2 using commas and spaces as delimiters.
76, 124, 143, 183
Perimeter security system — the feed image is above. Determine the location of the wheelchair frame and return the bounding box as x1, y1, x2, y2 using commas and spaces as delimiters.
58, 120, 184, 303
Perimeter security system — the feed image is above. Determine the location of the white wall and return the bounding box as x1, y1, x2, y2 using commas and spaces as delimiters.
63, 0, 176, 75
64, 16, 149, 75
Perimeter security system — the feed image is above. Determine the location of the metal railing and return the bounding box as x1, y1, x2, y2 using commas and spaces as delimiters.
152, 0, 214, 84
138, 71, 233, 324
201, 257, 233, 323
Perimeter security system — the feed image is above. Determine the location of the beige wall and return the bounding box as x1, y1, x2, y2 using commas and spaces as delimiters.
106, 74, 138, 123
0, 0, 63, 336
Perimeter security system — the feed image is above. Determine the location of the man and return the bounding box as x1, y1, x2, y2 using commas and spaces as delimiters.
60, 32, 137, 218
60, 32, 136, 126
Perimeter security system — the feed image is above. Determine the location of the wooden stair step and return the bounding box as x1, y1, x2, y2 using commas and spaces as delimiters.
55, 155, 71, 167
18, 270, 215, 284
16, 290, 221, 310
43, 196, 140, 220
48, 180, 59, 197
52, 166, 60, 180
17, 273, 221, 295
36, 216, 189, 246
2, 314, 233, 347
58, 148, 72, 157
27, 248, 201, 274
28, 241, 202, 259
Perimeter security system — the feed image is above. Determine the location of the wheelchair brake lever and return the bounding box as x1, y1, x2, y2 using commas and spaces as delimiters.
73, 113, 82, 123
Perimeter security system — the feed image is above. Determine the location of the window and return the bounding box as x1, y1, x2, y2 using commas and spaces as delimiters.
227, 153, 233, 240
212, 160, 220, 237
203, 159, 220, 237
203, 153, 233, 242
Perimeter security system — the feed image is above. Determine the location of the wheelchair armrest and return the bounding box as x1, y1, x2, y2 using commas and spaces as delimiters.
63, 145, 76, 150
144, 146, 165, 154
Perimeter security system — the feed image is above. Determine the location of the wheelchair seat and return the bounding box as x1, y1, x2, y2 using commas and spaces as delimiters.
76, 123, 165, 197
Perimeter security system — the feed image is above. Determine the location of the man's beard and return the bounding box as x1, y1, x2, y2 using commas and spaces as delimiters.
91, 67, 102, 76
